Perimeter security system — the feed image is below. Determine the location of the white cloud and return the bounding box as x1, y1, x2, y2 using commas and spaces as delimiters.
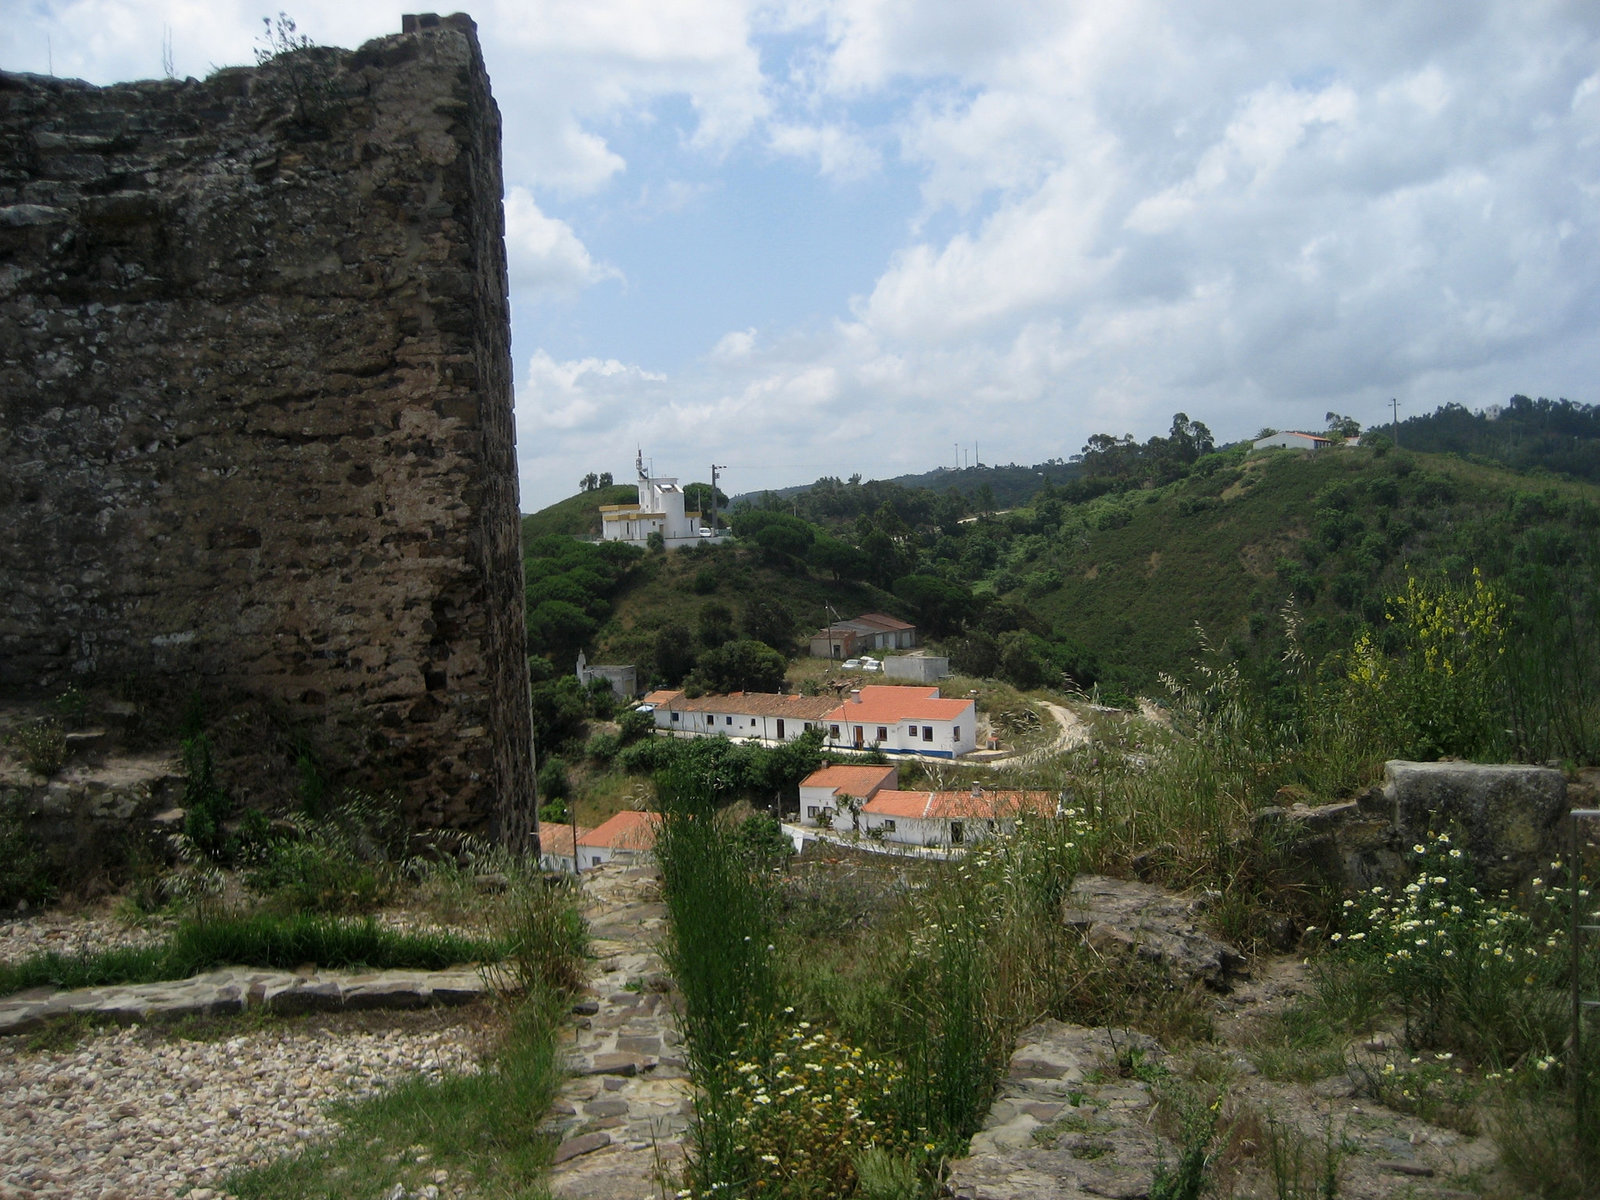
710, 328, 758, 360
503, 187, 619, 296
768, 122, 881, 179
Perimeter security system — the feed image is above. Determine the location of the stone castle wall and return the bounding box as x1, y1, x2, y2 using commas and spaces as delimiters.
0, 14, 534, 844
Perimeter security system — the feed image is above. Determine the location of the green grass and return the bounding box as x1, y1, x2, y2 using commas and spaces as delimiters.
227, 992, 567, 1200
227, 872, 588, 1199
0, 912, 501, 998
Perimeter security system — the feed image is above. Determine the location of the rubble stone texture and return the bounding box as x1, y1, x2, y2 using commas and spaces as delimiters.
0, 13, 532, 843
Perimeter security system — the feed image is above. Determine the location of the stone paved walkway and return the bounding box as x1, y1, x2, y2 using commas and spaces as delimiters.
545, 862, 691, 1200
0, 966, 488, 1036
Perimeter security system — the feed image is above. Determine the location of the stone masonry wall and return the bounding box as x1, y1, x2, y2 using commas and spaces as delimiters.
0, 14, 534, 845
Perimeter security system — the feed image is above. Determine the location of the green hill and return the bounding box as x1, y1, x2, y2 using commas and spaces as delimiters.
520, 484, 636, 544
521, 442, 1600, 721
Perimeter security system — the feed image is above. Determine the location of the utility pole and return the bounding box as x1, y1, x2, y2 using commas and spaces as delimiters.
1390, 398, 1401, 446
954, 443, 959, 471
710, 463, 726, 533
527, 683, 542, 862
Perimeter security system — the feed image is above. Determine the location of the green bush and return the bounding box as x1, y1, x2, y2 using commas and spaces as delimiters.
1321, 831, 1568, 1063
0, 797, 54, 909
9, 718, 67, 778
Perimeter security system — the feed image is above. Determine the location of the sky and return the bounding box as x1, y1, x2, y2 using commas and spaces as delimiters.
8, 2, 1600, 511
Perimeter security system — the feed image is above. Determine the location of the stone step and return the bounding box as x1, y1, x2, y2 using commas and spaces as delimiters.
0, 965, 490, 1035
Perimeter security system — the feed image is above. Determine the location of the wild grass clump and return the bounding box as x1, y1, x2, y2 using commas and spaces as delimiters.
242, 791, 408, 914
8, 717, 67, 777
0, 912, 500, 998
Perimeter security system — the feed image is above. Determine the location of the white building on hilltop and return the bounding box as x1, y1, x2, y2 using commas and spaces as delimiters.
599, 450, 730, 549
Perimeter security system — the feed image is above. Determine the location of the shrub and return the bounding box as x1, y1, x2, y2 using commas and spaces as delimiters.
0, 797, 54, 909
492, 875, 588, 997
537, 755, 570, 803
9, 718, 67, 778
1321, 831, 1567, 1063
585, 732, 620, 763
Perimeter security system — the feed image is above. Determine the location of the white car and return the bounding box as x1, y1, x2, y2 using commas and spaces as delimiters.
841, 658, 862, 670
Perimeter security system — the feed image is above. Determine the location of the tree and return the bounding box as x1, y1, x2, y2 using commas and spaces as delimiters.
579, 472, 600, 492
892, 574, 974, 637
698, 602, 735, 649
684, 482, 729, 515
654, 622, 696, 686
598, 471, 614, 487
527, 599, 597, 668
689, 639, 788, 694
742, 597, 796, 654
1325, 412, 1362, 440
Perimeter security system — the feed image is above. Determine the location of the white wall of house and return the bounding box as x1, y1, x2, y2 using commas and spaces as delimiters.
822, 706, 976, 758
861, 812, 1012, 847
656, 705, 824, 744
1252, 432, 1333, 452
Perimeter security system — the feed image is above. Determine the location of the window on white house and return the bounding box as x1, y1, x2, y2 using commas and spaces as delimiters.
922, 726, 934, 741
807, 806, 819, 818
726, 716, 733, 725
830, 724, 840, 738
751, 719, 757, 727
876, 726, 887, 741
882, 819, 896, 832
592, 856, 601, 866
954, 726, 960, 741
671, 712, 680, 722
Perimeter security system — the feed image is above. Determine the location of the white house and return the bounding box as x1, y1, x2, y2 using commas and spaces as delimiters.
575, 810, 660, 869
797, 762, 899, 830
648, 690, 838, 743
540, 821, 595, 873
600, 450, 729, 549
1252, 431, 1337, 452
821, 685, 978, 759
859, 786, 1057, 847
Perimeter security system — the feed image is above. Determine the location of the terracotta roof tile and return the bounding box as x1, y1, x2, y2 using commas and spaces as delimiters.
578, 810, 662, 850
862, 789, 1056, 820
799, 764, 899, 797
825, 685, 972, 724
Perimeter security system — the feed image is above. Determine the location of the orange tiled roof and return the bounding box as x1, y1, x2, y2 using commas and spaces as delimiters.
541, 823, 596, 857
662, 691, 838, 720
578, 810, 662, 850
641, 689, 684, 706
862, 789, 1056, 820
825, 685, 972, 725
799, 764, 898, 798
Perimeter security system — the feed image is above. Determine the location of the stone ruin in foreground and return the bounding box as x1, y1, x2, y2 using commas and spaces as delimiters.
0, 14, 533, 846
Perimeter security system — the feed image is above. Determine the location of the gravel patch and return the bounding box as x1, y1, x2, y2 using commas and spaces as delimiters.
0, 914, 170, 965
0, 1009, 487, 1198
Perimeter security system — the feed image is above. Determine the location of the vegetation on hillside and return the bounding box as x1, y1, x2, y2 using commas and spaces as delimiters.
651, 563, 1598, 1198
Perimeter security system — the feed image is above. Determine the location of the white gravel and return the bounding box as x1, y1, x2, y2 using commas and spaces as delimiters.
0, 1016, 484, 1199
0, 914, 170, 965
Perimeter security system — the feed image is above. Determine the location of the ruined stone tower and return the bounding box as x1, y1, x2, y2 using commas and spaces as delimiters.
0, 14, 534, 846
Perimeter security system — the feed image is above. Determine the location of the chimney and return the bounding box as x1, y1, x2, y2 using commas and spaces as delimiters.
971, 784, 982, 798
820, 759, 830, 770
850, 689, 862, 704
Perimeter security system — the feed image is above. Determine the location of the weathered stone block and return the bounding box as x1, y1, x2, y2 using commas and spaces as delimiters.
0, 17, 532, 846
1384, 760, 1567, 892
